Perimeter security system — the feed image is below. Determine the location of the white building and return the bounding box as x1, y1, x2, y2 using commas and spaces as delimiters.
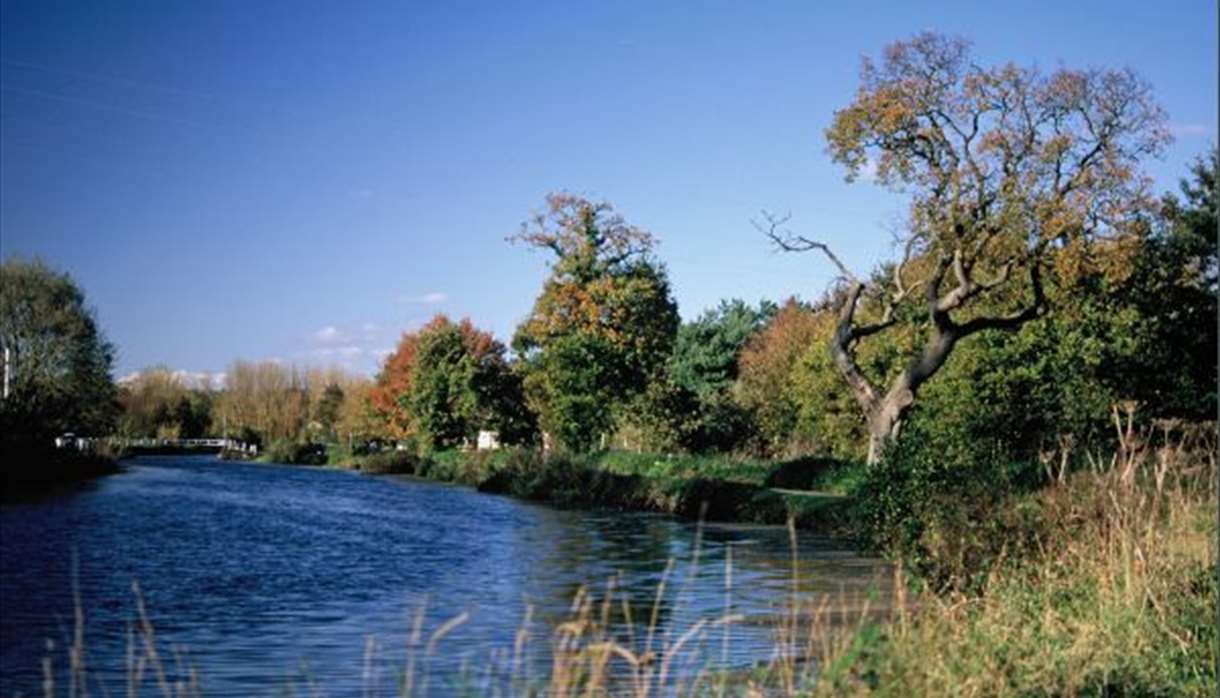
476, 430, 501, 451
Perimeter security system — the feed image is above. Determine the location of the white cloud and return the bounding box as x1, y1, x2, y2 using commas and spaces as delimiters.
312, 346, 364, 359
399, 291, 448, 305
312, 325, 349, 344
299, 322, 393, 373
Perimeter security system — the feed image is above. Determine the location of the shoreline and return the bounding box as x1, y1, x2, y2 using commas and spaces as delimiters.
329, 448, 860, 535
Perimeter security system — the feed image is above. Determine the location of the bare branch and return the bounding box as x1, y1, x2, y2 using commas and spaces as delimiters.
754, 211, 860, 283
853, 231, 924, 340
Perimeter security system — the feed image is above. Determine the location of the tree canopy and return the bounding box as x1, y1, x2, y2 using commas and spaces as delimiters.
512, 193, 680, 451
0, 258, 118, 446
371, 315, 533, 450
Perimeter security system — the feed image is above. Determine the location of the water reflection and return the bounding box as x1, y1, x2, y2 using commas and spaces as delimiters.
0, 456, 890, 695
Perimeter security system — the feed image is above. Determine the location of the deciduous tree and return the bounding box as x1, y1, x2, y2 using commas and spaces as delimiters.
372, 315, 533, 450
767, 33, 1168, 463
512, 193, 679, 451
0, 258, 117, 445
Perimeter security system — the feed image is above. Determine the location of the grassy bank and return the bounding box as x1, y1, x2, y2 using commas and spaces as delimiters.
813, 456, 1217, 696
336, 446, 862, 531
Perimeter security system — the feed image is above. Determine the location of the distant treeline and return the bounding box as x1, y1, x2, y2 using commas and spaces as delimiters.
116, 363, 376, 449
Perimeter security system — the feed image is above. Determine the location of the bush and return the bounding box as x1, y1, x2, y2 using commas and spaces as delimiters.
264, 440, 327, 466
818, 444, 1217, 697
417, 448, 514, 486
851, 414, 1044, 590
354, 450, 419, 475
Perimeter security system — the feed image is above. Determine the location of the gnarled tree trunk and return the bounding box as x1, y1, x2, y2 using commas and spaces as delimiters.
821, 254, 1041, 465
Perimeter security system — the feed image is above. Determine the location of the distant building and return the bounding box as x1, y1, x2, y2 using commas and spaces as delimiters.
476, 430, 500, 451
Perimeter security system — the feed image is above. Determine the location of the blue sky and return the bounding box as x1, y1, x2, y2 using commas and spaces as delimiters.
2, 1, 1215, 378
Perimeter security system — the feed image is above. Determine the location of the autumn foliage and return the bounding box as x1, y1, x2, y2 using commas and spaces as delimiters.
370, 315, 531, 449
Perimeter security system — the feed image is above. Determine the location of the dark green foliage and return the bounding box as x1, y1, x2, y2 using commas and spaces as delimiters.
616, 376, 702, 453
238, 426, 263, 449
0, 258, 118, 449
265, 439, 327, 465
403, 317, 535, 451
1116, 149, 1217, 420
512, 195, 680, 452
348, 449, 418, 475
526, 334, 621, 452
316, 384, 344, 438
667, 299, 776, 453
175, 393, 213, 439
405, 322, 482, 449
671, 299, 776, 397
851, 415, 1042, 590
478, 363, 537, 447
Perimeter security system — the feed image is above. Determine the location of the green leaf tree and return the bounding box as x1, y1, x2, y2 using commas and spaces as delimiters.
399, 315, 534, 450
512, 193, 680, 451
0, 258, 118, 447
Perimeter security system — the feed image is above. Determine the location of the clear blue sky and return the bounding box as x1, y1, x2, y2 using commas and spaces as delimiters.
2, 1, 1215, 378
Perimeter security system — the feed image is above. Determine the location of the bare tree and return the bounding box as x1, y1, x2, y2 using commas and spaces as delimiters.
764, 33, 1168, 464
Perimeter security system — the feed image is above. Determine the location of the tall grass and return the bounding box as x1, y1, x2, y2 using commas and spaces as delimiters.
814, 416, 1218, 697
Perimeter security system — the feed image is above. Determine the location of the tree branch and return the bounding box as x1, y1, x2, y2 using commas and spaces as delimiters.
956, 262, 1044, 335
754, 211, 860, 283
757, 211, 883, 413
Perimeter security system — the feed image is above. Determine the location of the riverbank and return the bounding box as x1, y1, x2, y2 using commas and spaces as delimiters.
811, 459, 1218, 696
1, 442, 122, 492
334, 447, 862, 532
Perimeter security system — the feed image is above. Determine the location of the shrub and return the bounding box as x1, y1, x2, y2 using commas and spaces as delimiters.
264, 440, 327, 466
851, 414, 1043, 590
355, 450, 419, 475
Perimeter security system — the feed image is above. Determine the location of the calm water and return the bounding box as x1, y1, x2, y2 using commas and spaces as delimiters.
1, 455, 888, 696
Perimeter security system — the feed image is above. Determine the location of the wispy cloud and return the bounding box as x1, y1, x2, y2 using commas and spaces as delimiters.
310, 346, 365, 359
300, 322, 394, 372
1170, 122, 1215, 138
312, 325, 348, 344
399, 291, 448, 305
